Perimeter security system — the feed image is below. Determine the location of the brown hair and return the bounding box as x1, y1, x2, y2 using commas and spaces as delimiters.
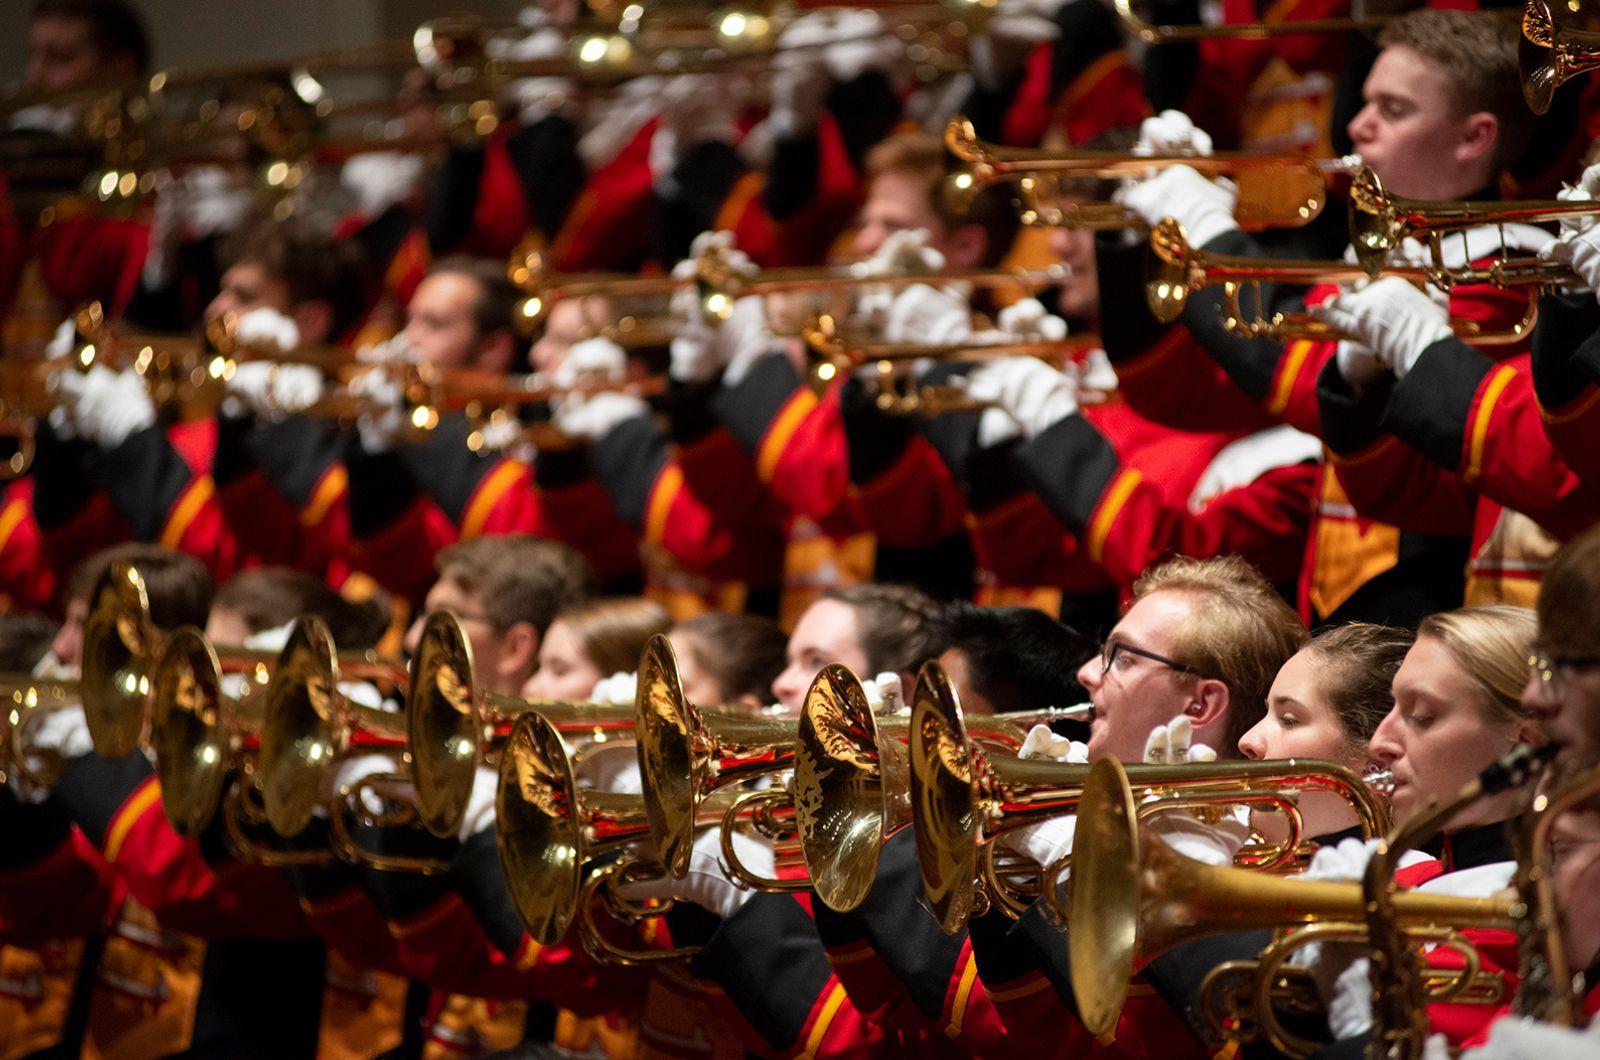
1378, 9, 1530, 176
1302, 623, 1414, 753
212, 568, 389, 650
672, 612, 788, 704
864, 130, 1019, 267
0, 612, 58, 671
1534, 523, 1600, 660
1132, 555, 1309, 755
554, 597, 671, 677
1418, 604, 1540, 728
818, 583, 946, 677
67, 544, 213, 631
427, 256, 524, 339
435, 536, 594, 635
223, 218, 371, 339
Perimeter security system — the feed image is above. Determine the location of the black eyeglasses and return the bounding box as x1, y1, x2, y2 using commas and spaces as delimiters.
1099, 639, 1197, 678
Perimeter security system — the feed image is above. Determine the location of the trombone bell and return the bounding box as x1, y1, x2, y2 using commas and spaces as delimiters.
408, 610, 481, 838
80, 560, 156, 758
258, 615, 349, 837
149, 626, 232, 838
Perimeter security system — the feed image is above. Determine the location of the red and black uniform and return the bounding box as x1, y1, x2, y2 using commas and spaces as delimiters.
961, 0, 1150, 149
1528, 291, 1600, 483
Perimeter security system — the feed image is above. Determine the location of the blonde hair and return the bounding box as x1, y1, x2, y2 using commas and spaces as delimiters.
1132, 556, 1309, 752
555, 597, 672, 677
1417, 604, 1538, 728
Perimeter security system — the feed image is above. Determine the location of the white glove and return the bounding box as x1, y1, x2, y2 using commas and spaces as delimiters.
45, 317, 80, 361
1018, 724, 1088, 763
1303, 836, 1380, 882
882, 284, 973, 345
863, 672, 905, 713
766, 49, 831, 137
1541, 225, 1600, 297
999, 814, 1078, 867
1144, 805, 1250, 866
553, 391, 647, 441
58, 366, 155, 449
1142, 717, 1217, 764
650, 76, 739, 191
1459, 1011, 1600, 1059
7, 105, 77, 137
1324, 955, 1374, 1040
1554, 162, 1600, 237
589, 671, 638, 706
341, 152, 425, 219
325, 750, 414, 815
231, 307, 301, 352
983, 0, 1070, 43
551, 337, 626, 390
1423, 1034, 1452, 1060
579, 75, 662, 171
22, 704, 92, 760
669, 291, 776, 386
1134, 110, 1214, 157
860, 228, 946, 279
350, 368, 407, 452
226, 362, 323, 419
616, 827, 773, 920
357, 332, 417, 365
1311, 277, 1452, 379
964, 356, 1078, 440
995, 298, 1069, 342
1334, 339, 1386, 387
457, 764, 500, 841
779, 9, 901, 82
1075, 348, 1119, 394
1187, 424, 1323, 511
1117, 165, 1239, 249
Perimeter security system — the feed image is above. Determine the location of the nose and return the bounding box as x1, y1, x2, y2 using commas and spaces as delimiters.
772, 665, 802, 710
1346, 105, 1376, 147
1520, 668, 1559, 718
1367, 708, 1403, 765
854, 224, 882, 260
1236, 720, 1266, 760
402, 614, 425, 658
1076, 655, 1102, 695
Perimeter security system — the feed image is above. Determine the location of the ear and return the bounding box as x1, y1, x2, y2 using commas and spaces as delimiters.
1184, 678, 1232, 742
473, 330, 516, 374
1455, 111, 1499, 168
495, 621, 541, 689
292, 300, 335, 347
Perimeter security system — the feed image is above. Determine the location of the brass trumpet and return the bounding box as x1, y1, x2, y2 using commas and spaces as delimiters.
1146, 218, 1541, 346
0, 678, 79, 789
1350, 165, 1600, 280
1113, 0, 1392, 43
1521, 0, 1600, 115
943, 116, 1356, 231
635, 633, 799, 879
1067, 758, 1517, 1040
793, 662, 1088, 913
909, 659, 1391, 934
407, 609, 635, 839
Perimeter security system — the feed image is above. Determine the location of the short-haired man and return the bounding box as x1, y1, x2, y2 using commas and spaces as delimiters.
770, 583, 947, 713
403, 534, 595, 695
1522, 524, 1600, 781
25, 0, 148, 93
938, 603, 1093, 716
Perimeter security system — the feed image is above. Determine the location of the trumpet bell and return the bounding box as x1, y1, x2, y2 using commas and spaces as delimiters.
81, 560, 155, 758
1145, 218, 1195, 323
793, 665, 897, 914
259, 614, 348, 837
1066, 758, 1143, 1037
1521, 29, 1561, 115
149, 627, 231, 838
496, 712, 585, 945
636, 634, 699, 876
908, 660, 982, 935
408, 610, 481, 838
1348, 166, 1397, 277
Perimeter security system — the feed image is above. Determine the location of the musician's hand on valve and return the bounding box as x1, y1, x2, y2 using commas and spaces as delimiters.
1142, 717, 1217, 763
1540, 218, 1600, 297
62, 367, 155, 449
1311, 276, 1452, 378
589, 671, 638, 706
1294, 837, 1381, 1039
551, 339, 643, 440
616, 828, 774, 920
227, 363, 323, 420
964, 356, 1077, 442
1018, 724, 1088, 763
995, 298, 1069, 342
882, 283, 973, 345
1553, 162, 1600, 237
1134, 110, 1215, 157
552, 337, 626, 389
1333, 339, 1386, 388
230, 307, 301, 352
350, 368, 407, 453
1117, 166, 1240, 249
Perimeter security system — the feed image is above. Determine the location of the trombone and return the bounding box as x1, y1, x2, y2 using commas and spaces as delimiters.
1113, 0, 1391, 43
908, 656, 1391, 934
943, 116, 1356, 231
1521, 0, 1600, 115
1146, 218, 1542, 346
1066, 758, 1518, 1041
1350, 165, 1600, 280
407, 609, 636, 839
